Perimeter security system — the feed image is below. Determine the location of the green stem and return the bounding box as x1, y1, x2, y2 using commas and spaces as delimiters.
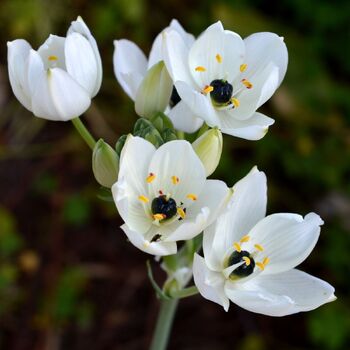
71, 117, 96, 150
170, 286, 198, 299
150, 298, 179, 350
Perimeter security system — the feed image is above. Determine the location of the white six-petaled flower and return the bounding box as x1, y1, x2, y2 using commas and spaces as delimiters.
163, 21, 288, 139
193, 167, 335, 316
111, 135, 230, 256
7, 16, 102, 121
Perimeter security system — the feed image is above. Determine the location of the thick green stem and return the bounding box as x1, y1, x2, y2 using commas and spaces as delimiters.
150, 298, 179, 350
71, 117, 96, 150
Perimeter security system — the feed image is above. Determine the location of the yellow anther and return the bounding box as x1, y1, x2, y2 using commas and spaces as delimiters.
241, 78, 253, 89
143, 241, 150, 248
231, 98, 240, 108
216, 54, 222, 63
262, 257, 270, 266
202, 85, 214, 94
254, 244, 264, 252
240, 235, 250, 243
195, 66, 206, 72
187, 194, 197, 201
256, 262, 265, 270
242, 256, 251, 266
146, 173, 156, 183
240, 63, 247, 72
171, 176, 179, 184
48, 55, 58, 61
153, 213, 166, 221
177, 207, 186, 219
138, 195, 149, 203
233, 242, 242, 253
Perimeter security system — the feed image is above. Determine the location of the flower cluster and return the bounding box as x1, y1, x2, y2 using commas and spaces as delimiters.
7, 17, 335, 317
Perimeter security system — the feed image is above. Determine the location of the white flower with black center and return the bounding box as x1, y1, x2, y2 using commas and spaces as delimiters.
112, 135, 230, 255
163, 21, 288, 139
193, 167, 336, 316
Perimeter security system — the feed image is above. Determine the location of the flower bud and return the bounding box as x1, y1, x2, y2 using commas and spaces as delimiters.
115, 135, 127, 156
92, 139, 119, 188
161, 128, 177, 142
135, 61, 173, 118
149, 112, 174, 132
135, 126, 164, 148
192, 128, 223, 176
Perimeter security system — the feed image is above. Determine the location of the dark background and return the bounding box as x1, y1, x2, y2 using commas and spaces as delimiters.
0, 0, 349, 349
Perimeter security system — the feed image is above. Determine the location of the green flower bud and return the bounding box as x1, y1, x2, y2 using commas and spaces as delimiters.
115, 134, 127, 156
133, 118, 153, 134
135, 61, 173, 118
161, 128, 178, 142
192, 128, 223, 176
92, 139, 119, 188
149, 112, 174, 132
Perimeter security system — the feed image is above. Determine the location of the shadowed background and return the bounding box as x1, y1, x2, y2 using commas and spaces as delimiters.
0, 0, 349, 349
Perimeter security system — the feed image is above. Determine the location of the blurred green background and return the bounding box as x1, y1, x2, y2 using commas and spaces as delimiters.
0, 0, 349, 349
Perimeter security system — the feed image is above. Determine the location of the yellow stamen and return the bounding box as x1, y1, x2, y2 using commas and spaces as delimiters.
186, 194, 197, 201
256, 262, 265, 270
202, 85, 214, 94
242, 256, 251, 266
146, 173, 156, 183
48, 55, 58, 61
177, 207, 186, 219
171, 176, 179, 185
231, 98, 240, 107
143, 241, 150, 248
233, 242, 241, 252
241, 79, 253, 89
262, 257, 270, 266
195, 66, 206, 72
240, 235, 250, 243
240, 63, 247, 72
153, 213, 166, 221
138, 195, 149, 203
254, 244, 264, 252
216, 54, 222, 63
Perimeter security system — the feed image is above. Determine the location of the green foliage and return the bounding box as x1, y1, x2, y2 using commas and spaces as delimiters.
63, 194, 91, 227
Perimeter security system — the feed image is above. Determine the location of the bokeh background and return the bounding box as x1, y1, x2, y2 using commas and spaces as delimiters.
0, 0, 349, 349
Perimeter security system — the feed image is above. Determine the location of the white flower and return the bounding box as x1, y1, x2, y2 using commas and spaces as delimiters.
113, 19, 201, 132
193, 167, 336, 316
163, 21, 288, 139
111, 135, 230, 256
7, 16, 102, 121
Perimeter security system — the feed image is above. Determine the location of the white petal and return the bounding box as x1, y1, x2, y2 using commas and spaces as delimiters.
121, 224, 177, 256
27, 50, 91, 121
220, 112, 275, 140
148, 140, 206, 207
7, 39, 32, 111
169, 19, 195, 47
188, 21, 245, 87
244, 32, 288, 90
65, 32, 98, 96
113, 39, 147, 100
175, 81, 220, 127
225, 269, 335, 316
162, 29, 194, 86
67, 16, 102, 96
203, 167, 266, 271
249, 212, 324, 274
37, 35, 66, 70
193, 254, 230, 311
167, 100, 204, 133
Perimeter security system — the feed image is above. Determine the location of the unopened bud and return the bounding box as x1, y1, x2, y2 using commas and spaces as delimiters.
149, 112, 174, 132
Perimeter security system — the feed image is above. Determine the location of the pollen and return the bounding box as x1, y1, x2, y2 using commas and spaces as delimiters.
171, 176, 179, 184
146, 173, 156, 183
153, 213, 166, 221
231, 98, 240, 108
202, 85, 214, 94
138, 195, 149, 203
177, 207, 186, 219
186, 194, 197, 201
262, 257, 270, 266
233, 242, 242, 253
241, 78, 253, 89
48, 55, 58, 61
256, 262, 265, 270
242, 256, 251, 266
240, 63, 247, 72
143, 240, 150, 248
216, 54, 222, 63
254, 243, 264, 252
240, 235, 250, 243
195, 66, 206, 72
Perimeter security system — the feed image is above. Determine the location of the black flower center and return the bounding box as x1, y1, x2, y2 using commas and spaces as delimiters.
151, 195, 177, 220
210, 79, 233, 104
169, 87, 181, 108
228, 250, 255, 279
